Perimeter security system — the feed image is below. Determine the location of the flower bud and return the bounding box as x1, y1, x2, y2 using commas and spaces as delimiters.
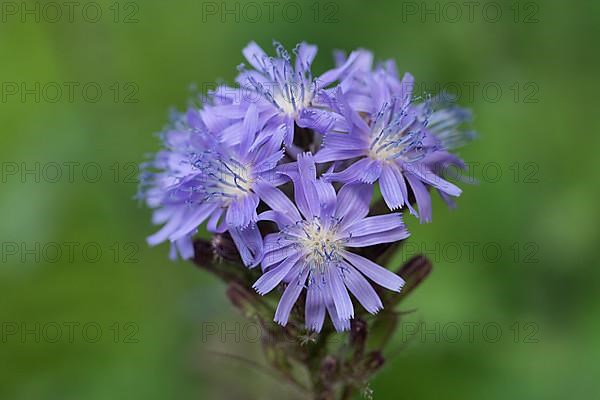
396, 255, 432, 299
350, 318, 367, 357
363, 351, 385, 374
211, 233, 242, 263
226, 282, 259, 318
320, 355, 337, 382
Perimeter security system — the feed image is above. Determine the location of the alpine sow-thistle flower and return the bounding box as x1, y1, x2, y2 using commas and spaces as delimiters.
254, 154, 407, 332
208, 41, 362, 150
140, 104, 286, 266
140, 40, 475, 338
317, 56, 475, 222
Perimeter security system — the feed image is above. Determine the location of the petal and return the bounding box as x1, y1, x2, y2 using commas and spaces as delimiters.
254, 254, 302, 295
362, 159, 383, 183
239, 103, 259, 154
327, 266, 354, 321
295, 42, 318, 71
398, 72, 415, 108
342, 251, 405, 292
380, 164, 407, 210
147, 208, 185, 246
168, 203, 217, 242
174, 236, 195, 259
405, 173, 433, 223
342, 262, 383, 314
305, 284, 326, 332
313, 147, 365, 164
325, 157, 371, 183
322, 131, 369, 151
404, 164, 462, 197
294, 153, 320, 219
229, 224, 264, 267
297, 108, 336, 133
317, 49, 365, 87
253, 148, 284, 174
242, 41, 269, 71
254, 181, 301, 223
274, 265, 310, 326
207, 208, 226, 233
345, 213, 406, 238
323, 290, 351, 332
313, 179, 336, 220
334, 183, 372, 225
226, 194, 258, 228
262, 241, 296, 270
346, 226, 410, 247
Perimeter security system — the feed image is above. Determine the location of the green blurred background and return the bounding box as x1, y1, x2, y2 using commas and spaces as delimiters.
1, 0, 599, 398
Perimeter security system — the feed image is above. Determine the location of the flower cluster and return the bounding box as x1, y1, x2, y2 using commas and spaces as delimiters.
140, 41, 474, 333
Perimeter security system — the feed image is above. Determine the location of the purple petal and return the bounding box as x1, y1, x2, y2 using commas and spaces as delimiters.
239, 103, 259, 154
274, 266, 310, 326
405, 173, 433, 223
327, 266, 354, 321
334, 183, 372, 225
323, 290, 351, 332
294, 153, 320, 218
346, 226, 410, 247
325, 157, 372, 183
398, 72, 415, 108
254, 181, 300, 223
254, 254, 301, 295
305, 285, 326, 332
283, 116, 294, 147
207, 208, 226, 233
168, 203, 218, 241
362, 159, 383, 183
322, 131, 368, 151
404, 164, 462, 197
313, 147, 365, 164
147, 208, 185, 246
317, 49, 365, 87
345, 213, 406, 239
169, 236, 194, 260
253, 149, 284, 174
297, 108, 335, 133
342, 251, 405, 292
380, 163, 407, 210
313, 179, 336, 220
262, 240, 295, 270
242, 41, 268, 71
226, 194, 259, 228
294, 42, 318, 71
335, 86, 371, 134
229, 224, 264, 267
342, 262, 383, 314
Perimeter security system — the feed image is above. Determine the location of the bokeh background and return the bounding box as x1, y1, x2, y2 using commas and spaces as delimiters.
1, 0, 599, 398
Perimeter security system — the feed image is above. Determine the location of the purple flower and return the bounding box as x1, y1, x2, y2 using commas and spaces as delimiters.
316, 57, 474, 222
140, 104, 285, 266
211, 41, 362, 151
253, 154, 407, 332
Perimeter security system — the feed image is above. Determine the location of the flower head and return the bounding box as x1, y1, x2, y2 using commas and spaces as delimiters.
316, 57, 475, 222
211, 41, 362, 151
253, 154, 407, 332
140, 104, 284, 266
